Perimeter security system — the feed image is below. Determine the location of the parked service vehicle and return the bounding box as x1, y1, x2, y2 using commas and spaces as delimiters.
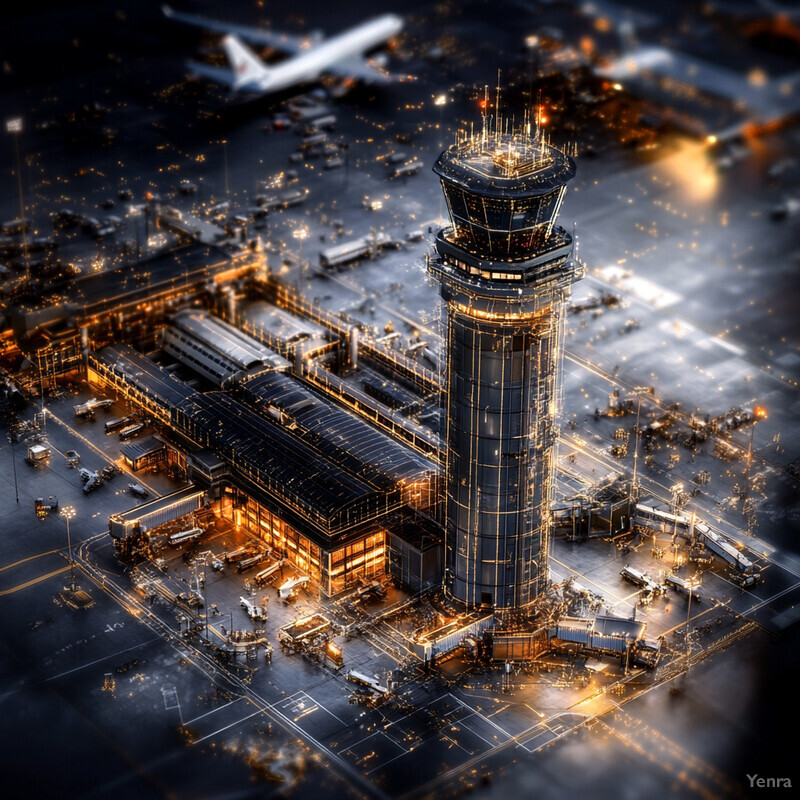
664, 574, 702, 601
105, 416, 134, 433
80, 468, 104, 493
620, 564, 663, 595
74, 398, 113, 418
168, 527, 203, 546
26, 444, 51, 465
118, 423, 144, 440
240, 596, 267, 621
236, 553, 266, 573
254, 559, 286, 585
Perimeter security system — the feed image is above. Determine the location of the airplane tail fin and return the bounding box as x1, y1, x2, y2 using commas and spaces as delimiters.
222, 34, 270, 89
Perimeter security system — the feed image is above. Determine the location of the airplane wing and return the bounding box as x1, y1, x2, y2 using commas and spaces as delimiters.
325, 57, 393, 84
185, 60, 238, 88
163, 5, 316, 53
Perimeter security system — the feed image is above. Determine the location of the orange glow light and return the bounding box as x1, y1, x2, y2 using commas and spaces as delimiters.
754, 406, 767, 419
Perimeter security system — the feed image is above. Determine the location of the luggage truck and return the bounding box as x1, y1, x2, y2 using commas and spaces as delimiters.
34, 496, 59, 519
119, 423, 144, 440
224, 546, 256, 563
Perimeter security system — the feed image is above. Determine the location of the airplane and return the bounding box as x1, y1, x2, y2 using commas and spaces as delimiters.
162, 5, 404, 96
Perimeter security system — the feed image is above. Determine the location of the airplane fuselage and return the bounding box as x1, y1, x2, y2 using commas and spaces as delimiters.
249, 14, 402, 93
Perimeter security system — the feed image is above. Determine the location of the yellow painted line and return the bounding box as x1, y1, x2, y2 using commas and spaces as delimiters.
294, 705, 319, 721
0, 549, 59, 574
0, 565, 70, 596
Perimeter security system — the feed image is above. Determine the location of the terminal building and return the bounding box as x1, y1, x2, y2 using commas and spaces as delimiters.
92, 330, 439, 596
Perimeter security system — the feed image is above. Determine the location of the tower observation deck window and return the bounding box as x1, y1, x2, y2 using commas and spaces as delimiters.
441, 183, 565, 260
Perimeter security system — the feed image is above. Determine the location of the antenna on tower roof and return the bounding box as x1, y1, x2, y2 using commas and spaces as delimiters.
482, 85, 489, 147
495, 69, 502, 144
536, 88, 543, 142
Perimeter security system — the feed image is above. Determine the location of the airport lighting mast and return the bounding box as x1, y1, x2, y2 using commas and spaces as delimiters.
429, 92, 583, 618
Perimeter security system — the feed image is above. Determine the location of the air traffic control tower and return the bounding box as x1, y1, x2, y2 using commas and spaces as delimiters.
429, 111, 583, 615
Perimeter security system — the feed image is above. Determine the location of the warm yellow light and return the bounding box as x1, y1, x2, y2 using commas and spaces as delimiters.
662, 137, 718, 202
754, 406, 767, 420
434, 95, 448, 106
706, 134, 717, 144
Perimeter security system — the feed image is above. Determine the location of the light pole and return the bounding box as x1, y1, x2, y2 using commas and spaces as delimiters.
221, 139, 229, 198
743, 405, 767, 500
7, 433, 19, 503
434, 94, 448, 221
684, 575, 699, 680
61, 505, 76, 590
292, 226, 309, 296
6, 116, 30, 283
629, 386, 654, 504
670, 482, 684, 548
525, 36, 538, 107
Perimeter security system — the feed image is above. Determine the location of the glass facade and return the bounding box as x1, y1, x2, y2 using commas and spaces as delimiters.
219, 488, 385, 596
444, 308, 559, 610
327, 531, 386, 595
442, 182, 565, 260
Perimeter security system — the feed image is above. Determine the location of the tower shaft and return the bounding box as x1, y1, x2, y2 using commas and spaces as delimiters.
430, 122, 582, 614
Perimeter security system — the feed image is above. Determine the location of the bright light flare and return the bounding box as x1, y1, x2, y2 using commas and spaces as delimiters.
662, 137, 718, 203
537, 105, 548, 126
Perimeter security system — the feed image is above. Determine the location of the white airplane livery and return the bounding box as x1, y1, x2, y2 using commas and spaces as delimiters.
163, 6, 404, 95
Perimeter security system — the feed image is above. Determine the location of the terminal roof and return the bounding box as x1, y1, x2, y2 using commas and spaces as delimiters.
96, 344, 196, 407
175, 391, 388, 530
236, 371, 434, 488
